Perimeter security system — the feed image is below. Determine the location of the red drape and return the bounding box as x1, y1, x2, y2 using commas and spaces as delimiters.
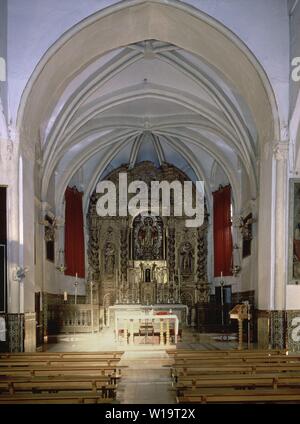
294, 240, 300, 261
213, 185, 233, 277
64, 186, 85, 278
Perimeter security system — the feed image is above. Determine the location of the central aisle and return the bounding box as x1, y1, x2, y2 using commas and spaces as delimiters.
116, 351, 175, 404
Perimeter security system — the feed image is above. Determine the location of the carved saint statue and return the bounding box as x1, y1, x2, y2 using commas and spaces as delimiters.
138, 217, 158, 248
152, 262, 157, 281
180, 242, 194, 274
104, 242, 115, 275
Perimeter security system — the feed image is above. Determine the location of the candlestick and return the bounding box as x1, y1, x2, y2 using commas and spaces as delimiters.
74, 277, 78, 305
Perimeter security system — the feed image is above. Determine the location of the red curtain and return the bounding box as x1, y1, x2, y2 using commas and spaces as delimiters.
64, 186, 85, 278
213, 185, 233, 277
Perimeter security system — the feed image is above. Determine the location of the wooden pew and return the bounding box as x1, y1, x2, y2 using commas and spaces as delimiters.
173, 356, 300, 366
0, 351, 124, 360
172, 364, 300, 382
0, 392, 114, 404
0, 377, 117, 398
170, 349, 300, 403
168, 349, 287, 358
0, 358, 121, 367
177, 388, 300, 403
174, 374, 300, 395
0, 351, 124, 404
0, 365, 124, 383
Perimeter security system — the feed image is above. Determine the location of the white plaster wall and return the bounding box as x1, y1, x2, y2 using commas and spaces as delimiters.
290, 0, 300, 115
43, 258, 86, 296
0, 0, 8, 119
286, 285, 300, 310
7, 0, 289, 125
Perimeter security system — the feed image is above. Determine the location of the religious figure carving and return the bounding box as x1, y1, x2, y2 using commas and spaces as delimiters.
133, 214, 163, 260
180, 242, 194, 274
138, 217, 158, 248
152, 262, 157, 281
104, 242, 115, 275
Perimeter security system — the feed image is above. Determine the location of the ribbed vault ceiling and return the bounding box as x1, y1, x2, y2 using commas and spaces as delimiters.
40, 40, 258, 215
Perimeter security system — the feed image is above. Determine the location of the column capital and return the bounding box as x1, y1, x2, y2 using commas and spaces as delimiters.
231, 214, 242, 227
273, 142, 289, 161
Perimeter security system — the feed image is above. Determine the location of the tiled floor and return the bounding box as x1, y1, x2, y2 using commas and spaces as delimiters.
117, 351, 175, 404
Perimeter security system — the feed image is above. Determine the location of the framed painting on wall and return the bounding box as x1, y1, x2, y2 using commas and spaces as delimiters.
289, 179, 300, 284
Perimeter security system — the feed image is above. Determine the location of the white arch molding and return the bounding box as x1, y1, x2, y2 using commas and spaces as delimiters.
17, 0, 279, 147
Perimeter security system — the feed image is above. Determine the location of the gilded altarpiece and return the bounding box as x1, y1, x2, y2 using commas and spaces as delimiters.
87, 162, 209, 314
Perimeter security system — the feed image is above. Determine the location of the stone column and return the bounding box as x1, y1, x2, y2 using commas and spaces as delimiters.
270, 142, 289, 349
21, 143, 37, 352
273, 142, 289, 311
257, 139, 287, 349
257, 141, 275, 312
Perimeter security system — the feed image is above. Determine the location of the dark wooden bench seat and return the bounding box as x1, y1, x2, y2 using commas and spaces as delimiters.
0, 365, 125, 383
0, 378, 117, 398
172, 362, 300, 377
0, 351, 124, 404
174, 374, 300, 394
177, 387, 300, 403
0, 358, 121, 367
173, 356, 300, 365
0, 392, 115, 404
0, 351, 124, 360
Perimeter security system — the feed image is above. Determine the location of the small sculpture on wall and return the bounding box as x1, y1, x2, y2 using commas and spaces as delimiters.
104, 242, 115, 275
133, 214, 163, 260
180, 242, 194, 274
139, 217, 158, 248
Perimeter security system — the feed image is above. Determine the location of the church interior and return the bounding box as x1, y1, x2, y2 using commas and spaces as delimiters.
1, 0, 300, 405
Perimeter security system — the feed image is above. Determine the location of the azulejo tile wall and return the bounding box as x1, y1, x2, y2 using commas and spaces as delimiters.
7, 313, 24, 352
269, 310, 300, 352
286, 310, 300, 352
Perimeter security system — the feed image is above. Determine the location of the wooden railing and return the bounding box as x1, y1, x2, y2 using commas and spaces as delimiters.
47, 304, 102, 334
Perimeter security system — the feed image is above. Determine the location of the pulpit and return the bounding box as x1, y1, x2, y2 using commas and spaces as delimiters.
230, 303, 250, 349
